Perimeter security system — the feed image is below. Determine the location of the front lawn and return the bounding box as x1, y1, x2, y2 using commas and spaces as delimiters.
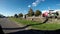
9, 18, 60, 30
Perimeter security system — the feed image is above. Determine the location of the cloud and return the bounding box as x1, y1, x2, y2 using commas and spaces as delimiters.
32, 0, 40, 6
32, 2, 37, 6
32, 0, 45, 7
28, 5, 31, 7
28, 0, 45, 7
42, 10, 49, 13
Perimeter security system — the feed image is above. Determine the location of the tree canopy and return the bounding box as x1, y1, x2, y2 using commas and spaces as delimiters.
14, 14, 18, 18
18, 13, 23, 17
35, 10, 42, 16
28, 8, 34, 16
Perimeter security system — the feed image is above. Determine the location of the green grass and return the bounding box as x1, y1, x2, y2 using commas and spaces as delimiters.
10, 18, 39, 25
31, 23, 60, 30
9, 18, 60, 30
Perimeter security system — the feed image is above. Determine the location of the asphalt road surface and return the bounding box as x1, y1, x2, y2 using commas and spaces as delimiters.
0, 18, 27, 34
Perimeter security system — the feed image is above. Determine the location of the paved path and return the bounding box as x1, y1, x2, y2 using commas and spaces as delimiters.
0, 18, 28, 34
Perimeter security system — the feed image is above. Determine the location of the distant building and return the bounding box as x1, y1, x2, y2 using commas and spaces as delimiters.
42, 10, 60, 17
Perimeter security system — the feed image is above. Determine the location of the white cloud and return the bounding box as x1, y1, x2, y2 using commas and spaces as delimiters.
28, 0, 45, 7
42, 10, 49, 13
32, 2, 37, 6
32, 0, 40, 6
28, 5, 31, 8
32, 0, 45, 7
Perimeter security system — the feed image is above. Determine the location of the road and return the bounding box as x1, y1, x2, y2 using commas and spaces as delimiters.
0, 18, 27, 34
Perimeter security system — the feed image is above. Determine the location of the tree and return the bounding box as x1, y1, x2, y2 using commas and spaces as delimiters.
28, 8, 34, 16
56, 11, 59, 16
35, 10, 42, 16
18, 13, 23, 17
0, 14, 5, 18
14, 14, 18, 18
0, 14, 3, 18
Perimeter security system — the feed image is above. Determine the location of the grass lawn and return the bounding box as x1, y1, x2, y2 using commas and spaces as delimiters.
9, 18, 60, 30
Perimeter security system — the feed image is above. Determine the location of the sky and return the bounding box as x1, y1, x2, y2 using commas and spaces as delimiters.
0, 0, 60, 16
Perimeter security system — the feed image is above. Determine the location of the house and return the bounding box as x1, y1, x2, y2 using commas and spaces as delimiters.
42, 10, 59, 18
